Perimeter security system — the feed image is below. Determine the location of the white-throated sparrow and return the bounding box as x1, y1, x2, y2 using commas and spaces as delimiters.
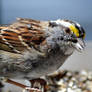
0, 18, 85, 79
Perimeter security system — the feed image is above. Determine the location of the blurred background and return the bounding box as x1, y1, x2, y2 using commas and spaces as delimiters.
0, 0, 92, 92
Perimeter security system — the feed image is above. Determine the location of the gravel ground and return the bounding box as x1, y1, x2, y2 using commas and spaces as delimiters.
1, 70, 92, 92
46, 70, 92, 92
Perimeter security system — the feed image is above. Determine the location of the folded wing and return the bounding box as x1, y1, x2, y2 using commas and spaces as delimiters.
0, 18, 48, 54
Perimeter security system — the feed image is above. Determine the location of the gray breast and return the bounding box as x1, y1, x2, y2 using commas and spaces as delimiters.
25, 46, 70, 79
0, 45, 71, 79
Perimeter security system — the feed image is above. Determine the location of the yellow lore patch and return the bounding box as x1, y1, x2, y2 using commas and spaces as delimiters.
69, 25, 79, 37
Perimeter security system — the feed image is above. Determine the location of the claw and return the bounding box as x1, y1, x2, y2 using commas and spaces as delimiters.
23, 87, 41, 92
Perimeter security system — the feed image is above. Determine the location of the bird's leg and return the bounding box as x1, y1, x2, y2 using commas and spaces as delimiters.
29, 78, 48, 92
2, 78, 41, 92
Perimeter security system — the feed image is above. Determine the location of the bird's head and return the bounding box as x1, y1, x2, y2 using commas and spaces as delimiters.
50, 19, 86, 52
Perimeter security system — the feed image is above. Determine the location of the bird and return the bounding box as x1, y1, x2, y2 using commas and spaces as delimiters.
0, 18, 85, 91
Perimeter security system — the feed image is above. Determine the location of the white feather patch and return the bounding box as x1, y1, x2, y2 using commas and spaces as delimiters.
55, 19, 72, 27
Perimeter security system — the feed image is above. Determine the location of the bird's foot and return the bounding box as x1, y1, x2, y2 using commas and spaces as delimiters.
29, 78, 47, 92
2, 78, 48, 92
23, 87, 41, 92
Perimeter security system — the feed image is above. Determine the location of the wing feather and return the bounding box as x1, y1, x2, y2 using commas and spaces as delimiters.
0, 18, 48, 54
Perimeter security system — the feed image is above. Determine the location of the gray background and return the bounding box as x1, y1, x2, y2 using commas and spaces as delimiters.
0, 0, 92, 40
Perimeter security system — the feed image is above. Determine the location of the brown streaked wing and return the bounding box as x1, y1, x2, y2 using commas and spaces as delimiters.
0, 18, 48, 53
0, 27, 26, 53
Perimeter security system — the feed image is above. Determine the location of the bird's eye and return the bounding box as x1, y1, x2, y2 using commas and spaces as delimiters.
65, 28, 71, 33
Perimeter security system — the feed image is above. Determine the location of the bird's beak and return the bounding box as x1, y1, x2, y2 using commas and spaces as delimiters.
72, 38, 85, 52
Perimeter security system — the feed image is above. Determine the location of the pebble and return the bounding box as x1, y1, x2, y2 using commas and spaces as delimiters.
46, 70, 92, 92
88, 71, 92, 80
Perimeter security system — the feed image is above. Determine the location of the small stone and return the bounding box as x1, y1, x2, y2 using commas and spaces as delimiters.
71, 77, 77, 82
68, 81, 74, 87
63, 77, 69, 82
67, 88, 74, 92
74, 88, 82, 92
72, 85, 78, 89
86, 80, 92, 91
66, 71, 72, 78
88, 71, 92, 80
78, 82, 86, 90
57, 79, 64, 85
80, 70, 88, 77
79, 70, 88, 82
58, 88, 66, 92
